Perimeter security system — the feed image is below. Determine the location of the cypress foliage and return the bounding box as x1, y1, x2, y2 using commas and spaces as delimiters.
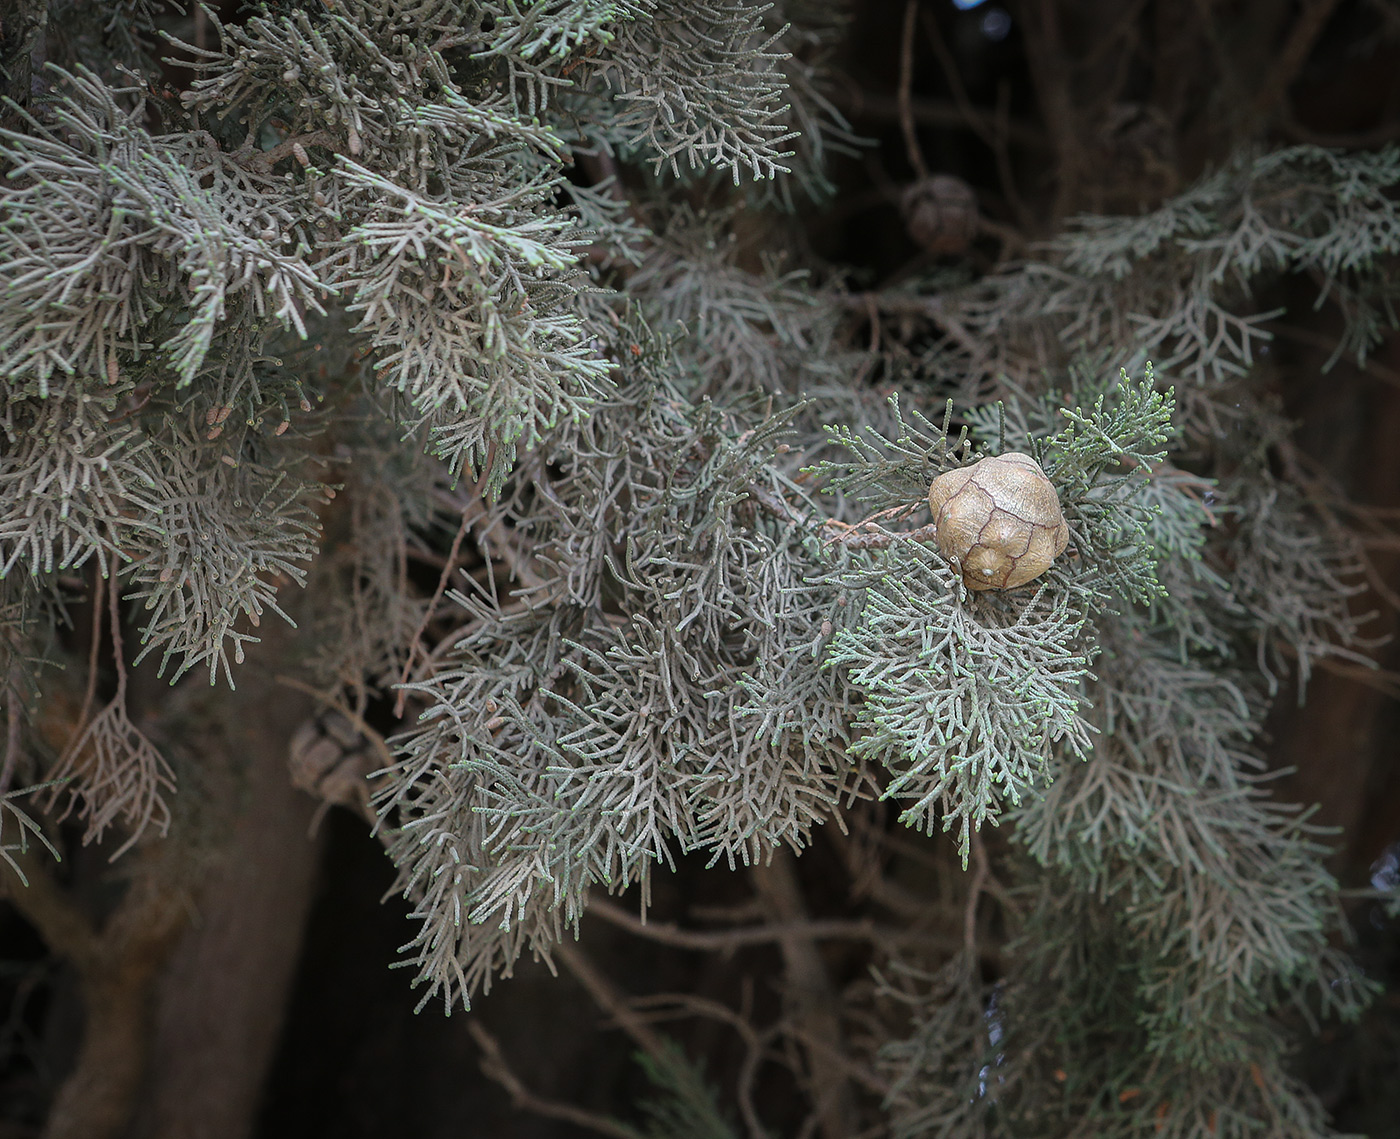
0, 2, 1395, 1135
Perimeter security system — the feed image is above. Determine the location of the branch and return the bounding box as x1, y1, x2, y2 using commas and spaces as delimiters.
394, 503, 473, 718
963, 831, 990, 957
1265, 321, 1400, 392
822, 518, 939, 552
273, 675, 397, 774
750, 848, 855, 1139
919, 9, 1032, 231
836, 290, 989, 362
897, 0, 929, 180
627, 993, 773, 1139
587, 895, 958, 952
4, 840, 189, 1139
833, 91, 1048, 150
245, 129, 338, 173
467, 1021, 642, 1139
554, 941, 672, 1064
0, 845, 100, 972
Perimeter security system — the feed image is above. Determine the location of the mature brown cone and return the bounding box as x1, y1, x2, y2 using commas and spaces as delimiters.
927, 452, 1069, 590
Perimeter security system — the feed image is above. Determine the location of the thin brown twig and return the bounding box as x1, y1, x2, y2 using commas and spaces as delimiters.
1274, 435, 1400, 618
392, 496, 410, 718
821, 519, 940, 552
629, 991, 764, 1045
587, 895, 958, 953
627, 993, 772, 1139
897, 0, 929, 180
106, 569, 127, 705
45, 572, 107, 819
833, 89, 1049, 150
992, 79, 1034, 235
1281, 114, 1400, 149
864, 291, 882, 358
918, 8, 992, 148
837, 290, 987, 361
783, 1022, 892, 1098
919, 3, 1035, 231
1274, 643, 1400, 699
393, 504, 472, 718
553, 941, 671, 1063
76, 571, 105, 743
273, 675, 397, 774
738, 1022, 781, 1139
467, 1021, 640, 1139
244, 130, 337, 172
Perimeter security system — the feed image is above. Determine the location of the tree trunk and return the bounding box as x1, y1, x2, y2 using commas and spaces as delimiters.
0, 0, 46, 109
29, 848, 189, 1139
135, 659, 324, 1139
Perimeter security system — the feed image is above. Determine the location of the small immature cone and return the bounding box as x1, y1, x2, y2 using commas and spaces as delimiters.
927, 452, 1069, 590
902, 175, 979, 256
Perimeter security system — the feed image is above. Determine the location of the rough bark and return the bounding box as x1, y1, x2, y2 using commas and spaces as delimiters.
0, 0, 46, 109
134, 658, 324, 1139
4, 622, 324, 1138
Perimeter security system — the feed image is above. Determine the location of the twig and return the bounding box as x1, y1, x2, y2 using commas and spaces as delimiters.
76, 571, 105, 744
833, 90, 1049, 150
1273, 434, 1400, 617
46, 571, 106, 817
737, 1021, 777, 1139
273, 675, 397, 774
106, 567, 128, 706
587, 895, 956, 952
821, 519, 940, 552
628, 993, 773, 1139
991, 80, 1034, 235
245, 129, 337, 172
837, 290, 987, 361
1272, 642, 1400, 699
783, 1022, 892, 1098
918, 8, 991, 149
920, 3, 1035, 230
897, 0, 929, 180
864, 291, 882, 358
393, 504, 472, 718
553, 941, 671, 1063
1282, 114, 1400, 148
467, 1021, 641, 1139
